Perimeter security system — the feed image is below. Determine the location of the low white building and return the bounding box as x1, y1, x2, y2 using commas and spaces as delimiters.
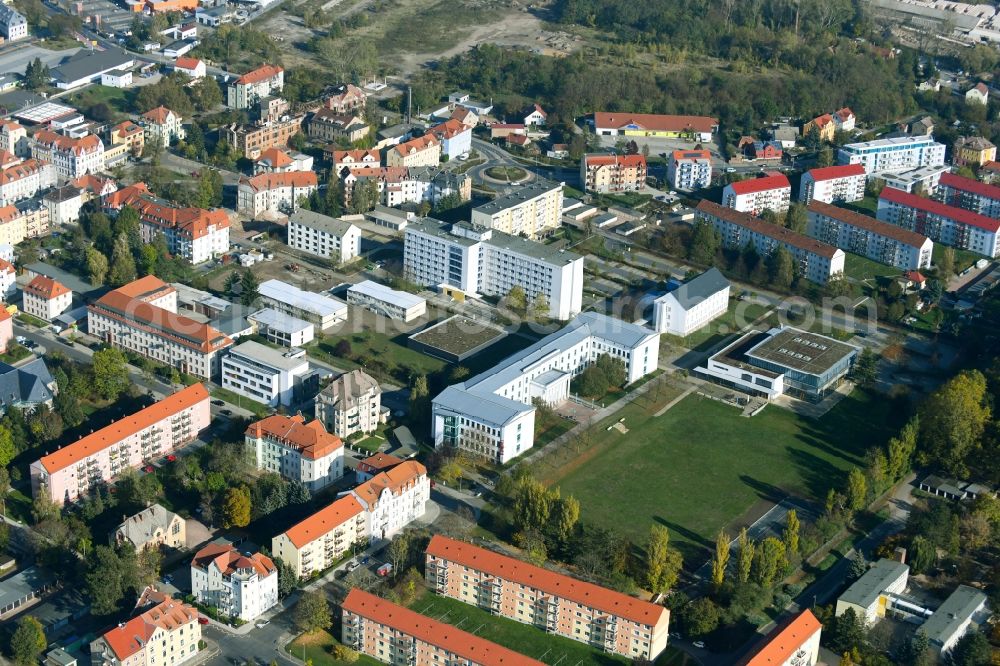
257, 279, 348, 331
100, 69, 132, 88
22, 275, 71, 321
798, 164, 866, 204
315, 368, 386, 439
921, 586, 989, 657
653, 268, 730, 336
190, 543, 278, 622
722, 173, 791, 215
346, 280, 426, 322
835, 559, 909, 626
221, 341, 310, 407
287, 209, 361, 264
173, 57, 206, 78
246, 413, 345, 491
667, 149, 712, 190
247, 308, 315, 347
237, 172, 317, 217
347, 460, 429, 541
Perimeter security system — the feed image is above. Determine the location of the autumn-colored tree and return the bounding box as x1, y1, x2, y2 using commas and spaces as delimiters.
222, 486, 251, 528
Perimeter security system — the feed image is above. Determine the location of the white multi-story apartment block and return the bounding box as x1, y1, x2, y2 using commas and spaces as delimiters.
837, 135, 946, 176
315, 369, 385, 439
798, 164, 866, 204
470, 179, 564, 239
348, 459, 429, 541
190, 543, 278, 622
807, 201, 933, 270
346, 280, 427, 322
667, 149, 712, 190
429, 119, 472, 159
698, 200, 845, 284
245, 413, 345, 491
0, 6, 27, 41
287, 208, 361, 264
0, 159, 56, 206
272, 495, 367, 579
425, 535, 671, 660
581, 153, 647, 193
22, 275, 71, 321
432, 312, 659, 464
330, 149, 380, 174
404, 218, 583, 321
257, 279, 348, 331
722, 173, 791, 215
141, 106, 186, 146
653, 268, 730, 336
227, 64, 284, 109
237, 171, 317, 217
743, 610, 822, 666
877, 186, 1000, 257
87, 277, 234, 379
937, 171, 1000, 219
221, 341, 310, 407
247, 308, 315, 347
30, 384, 210, 505
90, 589, 201, 666
31, 131, 104, 179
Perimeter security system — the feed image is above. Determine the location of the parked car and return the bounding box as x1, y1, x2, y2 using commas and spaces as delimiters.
255, 620, 270, 628
166, 454, 177, 462
376, 563, 393, 577
212, 399, 225, 406
221, 409, 232, 416
198, 617, 209, 625
692, 641, 705, 649
143, 465, 154, 473
345, 560, 360, 572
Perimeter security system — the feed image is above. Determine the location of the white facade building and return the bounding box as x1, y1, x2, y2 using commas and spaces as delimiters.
237, 171, 317, 217
667, 149, 712, 190
0, 6, 28, 41
836, 559, 909, 626
348, 460, 429, 541
257, 279, 348, 331
798, 164, 867, 204
221, 341, 310, 407
315, 368, 385, 439
0, 159, 55, 206
837, 135, 946, 176
346, 280, 427, 322
227, 64, 284, 109
245, 413, 344, 491
31, 131, 104, 179
878, 186, 1000, 257
470, 179, 564, 238
247, 308, 315, 347
807, 201, 933, 270
90, 589, 200, 666
190, 543, 278, 622
22, 275, 71, 321
722, 173, 792, 215
653, 268, 730, 336
287, 209, 361, 264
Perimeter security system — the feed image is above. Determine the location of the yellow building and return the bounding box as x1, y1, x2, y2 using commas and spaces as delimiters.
0, 204, 27, 245
470, 179, 564, 239
271, 494, 367, 578
385, 134, 441, 168
954, 136, 997, 167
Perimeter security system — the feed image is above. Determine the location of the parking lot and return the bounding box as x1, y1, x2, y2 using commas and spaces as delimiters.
0, 44, 79, 77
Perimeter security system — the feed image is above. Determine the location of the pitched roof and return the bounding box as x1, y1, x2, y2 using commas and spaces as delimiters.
835, 107, 854, 121
351, 460, 426, 508
880, 186, 1000, 233
191, 542, 276, 578
0, 159, 49, 186
173, 57, 203, 70
357, 452, 404, 474
245, 414, 343, 460
240, 171, 317, 193
955, 136, 995, 151
25, 275, 70, 300
330, 148, 379, 164
100, 592, 197, 661
105, 184, 230, 239
940, 171, 1000, 200
808, 113, 833, 129
343, 589, 545, 666
726, 173, 791, 195
427, 535, 669, 626
112, 275, 176, 302
739, 609, 821, 665
72, 173, 117, 196
234, 64, 283, 85
88, 290, 233, 353
142, 106, 178, 124
658, 267, 730, 309
804, 164, 866, 181
429, 118, 468, 140
115, 504, 182, 547
280, 494, 365, 549
583, 153, 646, 168
392, 134, 440, 157
697, 199, 841, 259
37, 384, 208, 474
808, 200, 930, 248
32, 130, 102, 156
255, 147, 293, 168
593, 112, 717, 134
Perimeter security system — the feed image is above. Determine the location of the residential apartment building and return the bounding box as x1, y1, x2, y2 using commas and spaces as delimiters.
432, 312, 658, 463
581, 153, 647, 193
87, 277, 233, 379
341, 588, 545, 666
287, 209, 361, 263
385, 134, 441, 168
191, 543, 278, 622
114, 504, 186, 552
877, 186, 1000, 257
221, 341, 310, 407
803, 113, 835, 142
798, 164, 866, 204
722, 173, 792, 215
10, 200, 48, 241
425, 535, 671, 660
937, 171, 1000, 219
90, 589, 200, 666
806, 201, 933, 270
30, 384, 210, 504
0, 158, 56, 206
315, 369, 385, 439
245, 413, 344, 491
227, 64, 284, 109
257, 279, 348, 331
953, 136, 996, 167
237, 171, 317, 217
667, 149, 712, 190
22, 275, 71, 321
0, 6, 28, 41
837, 135, 946, 176
30, 131, 104, 179
141, 106, 186, 146
593, 112, 717, 142
697, 200, 845, 284
403, 218, 584, 321
0, 121, 28, 157
348, 460, 429, 540
653, 268, 730, 336
470, 179, 564, 239
739, 610, 821, 666
247, 308, 314, 347
0, 205, 27, 247
429, 119, 472, 159
254, 148, 313, 175
271, 495, 367, 579
324, 83, 367, 113
221, 116, 304, 160
342, 166, 470, 209
346, 280, 427, 322
309, 109, 369, 144
109, 120, 145, 157
0, 258, 15, 300
329, 148, 380, 174
44, 184, 84, 225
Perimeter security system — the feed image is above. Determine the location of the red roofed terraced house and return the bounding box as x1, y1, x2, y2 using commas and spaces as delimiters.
245, 413, 345, 491
227, 64, 284, 109
738, 609, 822, 666
581, 153, 647, 193
936, 171, 1000, 219
348, 459, 429, 540
328, 148, 380, 175
877, 186, 1000, 257
272, 495, 367, 578
29, 384, 210, 504
22, 275, 71, 321
592, 111, 717, 142
87, 276, 234, 379
190, 543, 278, 621
90, 588, 201, 666
798, 164, 867, 204
236, 171, 318, 217
723, 173, 792, 215
30, 130, 104, 179
806, 201, 933, 270
342, 588, 546, 666
425, 534, 671, 660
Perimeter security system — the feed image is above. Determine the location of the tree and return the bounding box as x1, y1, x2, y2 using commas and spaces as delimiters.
767, 246, 795, 289
910, 535, 936, 573
92, 348, 129, 400
222, 486, 251, 528
846, 467, 868, 512
274, 557, 298, 597
86, 246, 109, 285
938, 247, 956, 280
108, 233, 137, 286
948, 631, 991, 666
887, 417, 918, 480
897, 630, 930, 665
331, 645, 359, 663
197, 170, 224, 209
711, 530, 730, 587
532, 292, 550, 319
0, 467, 10, 514
512, 476, 556, 532
409, 375, 430, 425
387, 531, 411, 574
689, 220, 720, 265
349, 178, 379, 214
679, 597, 720, 637
784, 204, 807, 233
10, 616, 45, 666
644, 524, 683, 593
753, 536, 786, 587
294, 591, 332, 633
506, 285, 527, 312
551, 494, 580, 545
737, 527, 754, 585
850, 348, 878, 387
240, 269, 259, 306
24, 58, 50, 91
817, 145, 834, 167
848, 552, 867, 580
0, 424, 13, 468
829, 608, 865, 654
919, 370, 990, 477
783, 509, 800, 556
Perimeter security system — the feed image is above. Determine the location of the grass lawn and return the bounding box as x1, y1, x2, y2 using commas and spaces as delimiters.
843, 196, 878, 216
210, 388, 270, 418
0, 344, 31, 364
934, 244, 981, 273
66, 85, 131, 116
6, 488, 32, 524
843, 253, 898, 281
286, 630, 382, 666
661, 301, 771, 352
544, 390, 901, 563
16, 313, 48, 329
484, 166, 529, 181
312, 327, 447, 384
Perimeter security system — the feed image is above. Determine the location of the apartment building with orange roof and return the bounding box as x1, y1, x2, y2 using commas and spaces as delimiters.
245, 413, 345, 491
236, 171, 317, 217
30, 384, 210, 504
190, 543, 278, 621
22, 275, 71, 321
342, 588, 546, 666
429, 118, 472, 159
141, 106, 186, 146
581, 153, 647, 193
87, 277, 233, 379
348, 459, 429, 540
738, 609, 821, 666
30, 130, 104, 178
253, 147, 313, 175
0, 309, 12, 353
328, 148, 380, 175
271, 494, 367, 578
109, 120, 146, 157
0, 157, 55, 206
385, 134, 441, 168
227, 64, 284, 109
0, 258, 14, 300
0, 204, 27, 246
425, 535, 671, 660
90, 588, 201, 666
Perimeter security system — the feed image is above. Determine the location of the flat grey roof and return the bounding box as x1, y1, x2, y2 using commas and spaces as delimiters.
51, 49, 133, 84
408, 217, 582, 265
226, 340, 309, 371
247, 307, 313, 334
657, 267, 729, 310
473, 178, 562, 216
348, 280, 425, 310
0, 566, 54, 608
840, 559, 909, 610
289, 209, 357, 238
746, 327, 859, 377
532, 369, 568, 387
24, 262, 94, 295
433, 383, 533, 428
921, 585, 988, 647
259, 280, 348, 318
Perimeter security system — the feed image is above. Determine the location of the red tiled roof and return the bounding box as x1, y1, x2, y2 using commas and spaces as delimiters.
241, 171, 317, 193
112, 275, 175, 302
37, 384, 209, 474
808, 113, 833, 129
191, 543, 276, 578
672, 149, 711, 162
255, 147, 293, 167
0, 206, 19, 225
835, 107, 854, 121
281, 495, 365, 548
805, 164, 866, 182
739, 609, 821, 666
88, 290, 233, 353
105, 183, 230, 240
726, 173, 791, 195
583, 153, 647, 168
939, 171, 1000, 201
174, 57, 203, 70
142, 106, 177, 124
72, 173, 116, 195
0, 159, 49, 186
358, 452, 404, 474
245, 414, 343, 460
982, 161, 1000, 173
33, 130, 102, 156
235, 64, 283, 85
330, 148, 379, 163
427, 535, 669, 627
808, 201, 930, 248
594, 112, 717, 134
342, 589, 545, 666
429, 119, 468, 140
392, 134, 440, 157
880, 186, 1000, 233
0, 259, 13, 275
25, 275, 70, 300
101, 592, 198, 661
351, 460, 426, 508
698, 199, 840, 258
904, 270, 927, 283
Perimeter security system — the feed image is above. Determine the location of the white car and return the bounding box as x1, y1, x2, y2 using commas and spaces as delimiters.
255, 620, 270, 628
692, 641, 705, 649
